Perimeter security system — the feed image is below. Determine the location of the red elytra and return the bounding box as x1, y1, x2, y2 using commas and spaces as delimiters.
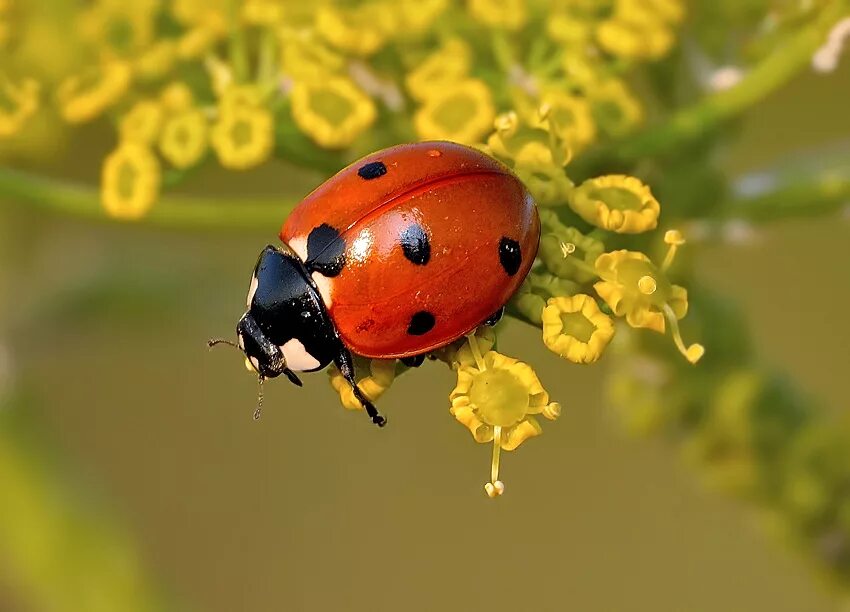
280, 141, 540, 359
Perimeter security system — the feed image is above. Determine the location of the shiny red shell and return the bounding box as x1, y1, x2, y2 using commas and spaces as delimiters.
280, 141, 540, 359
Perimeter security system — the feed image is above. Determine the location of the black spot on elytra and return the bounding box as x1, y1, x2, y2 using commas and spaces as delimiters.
407, 311, 435, 336
399, 223, 431, 265
305, 224, 346, 277
498, 237, 522, 276
358, 161, 387, 180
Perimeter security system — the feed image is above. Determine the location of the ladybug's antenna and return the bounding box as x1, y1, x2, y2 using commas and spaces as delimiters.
253, 376, 265, 420
208, 338, 239, 350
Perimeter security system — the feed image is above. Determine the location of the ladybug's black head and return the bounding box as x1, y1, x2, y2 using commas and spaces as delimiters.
236, 245, 339, 380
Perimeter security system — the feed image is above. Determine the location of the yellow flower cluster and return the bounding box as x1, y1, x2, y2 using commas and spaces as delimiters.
0, 76, 40, 138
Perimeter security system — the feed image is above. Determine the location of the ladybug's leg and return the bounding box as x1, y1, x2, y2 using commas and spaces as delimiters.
334, 348, 387, 428
483, 306, 505, 327
400, 354, 426, 368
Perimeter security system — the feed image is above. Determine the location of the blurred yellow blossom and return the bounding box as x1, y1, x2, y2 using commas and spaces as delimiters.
542, 295, 615, 364
468, 0, 527, 31
159, 109, 209, 169
589, 79, 643, 138
329, 359, 396, 411
211, 104, 274, 170
0, 77, 40, 138
56, 61, 132, 124
133, 40, 177, 81
101, 142, 161, 220
77, 0, 160, 56
395, 0, 449, 34
279, 31, 345, 83
159, 82, 194, 112
119, 100, 164, 145
537, 91, 597, 154
405, 39, 472, 102
315, 4, 392, 57
569, 175, 660, 233
450, 340, 560, 497
415, 79, 495, 145
291, 78, 376, 149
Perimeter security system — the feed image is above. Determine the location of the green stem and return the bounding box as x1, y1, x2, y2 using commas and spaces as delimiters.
0, 167, 294, 232
720, 172, 850, 221
228, 0, 250, 83
584, 3, 850, 167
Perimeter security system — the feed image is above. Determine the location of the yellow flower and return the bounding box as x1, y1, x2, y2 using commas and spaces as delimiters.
279, 31, 345, 84
488, 109, 571, 170
118, 100, 163, 145
569, 175, 660, 233
394, 0, 449, 35
177, 24, 226, 60
0, 77, 40, 138
537, 91, 597, 154
547, 12, 593, 47
101, 142, 161, 220
290, 78, 376, 149
210, 104, 274, 170
405, 39, 471, 102
542, 295, 615, 364
329, 359, 397, 412
596, 18, 675, 61
56, 61, 132, 124
596, 0, 683, 61
589, 79, 643, 138
243, 0, 287, 26
134, 40, 177, 81
468, 0, 527, 31
594, 248, 704, 363
315, 4, 392, 57
159, 109, 208, 169
432, 326, 497, 368
77, 0, 160, 55
415, 79, 495, 145
159, 82, 194, 112
450, 340, 560, 497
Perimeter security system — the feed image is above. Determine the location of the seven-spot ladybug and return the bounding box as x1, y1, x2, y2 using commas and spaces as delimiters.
211, 141, 540, 426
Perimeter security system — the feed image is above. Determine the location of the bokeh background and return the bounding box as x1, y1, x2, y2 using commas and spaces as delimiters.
1, 1, 850, 611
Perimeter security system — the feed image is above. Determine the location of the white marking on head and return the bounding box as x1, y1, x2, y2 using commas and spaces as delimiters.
249, 356, 261, 372
246, 274, 259, 307
287, 235, 308, 261
311, 272, 333, 308
280, 338, 321, 372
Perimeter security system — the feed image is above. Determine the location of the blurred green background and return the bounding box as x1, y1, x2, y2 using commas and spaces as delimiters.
2, 2, 850, 611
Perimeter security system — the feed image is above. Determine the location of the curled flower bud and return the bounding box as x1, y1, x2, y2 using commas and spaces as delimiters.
56, 60, 132, 124
542, 295, 615, 364
450, 338, 559, 497
569, 175, 660, 234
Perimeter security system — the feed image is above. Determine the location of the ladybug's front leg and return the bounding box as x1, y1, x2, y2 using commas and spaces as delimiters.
334, 348, 387, 428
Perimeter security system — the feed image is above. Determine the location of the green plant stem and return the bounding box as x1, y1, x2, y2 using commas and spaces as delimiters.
724, 168, 850, 222
0, 167, 294, 232
582, 3, 850, 167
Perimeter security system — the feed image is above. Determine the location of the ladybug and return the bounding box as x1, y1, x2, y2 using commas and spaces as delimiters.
213, 141, 540, 426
